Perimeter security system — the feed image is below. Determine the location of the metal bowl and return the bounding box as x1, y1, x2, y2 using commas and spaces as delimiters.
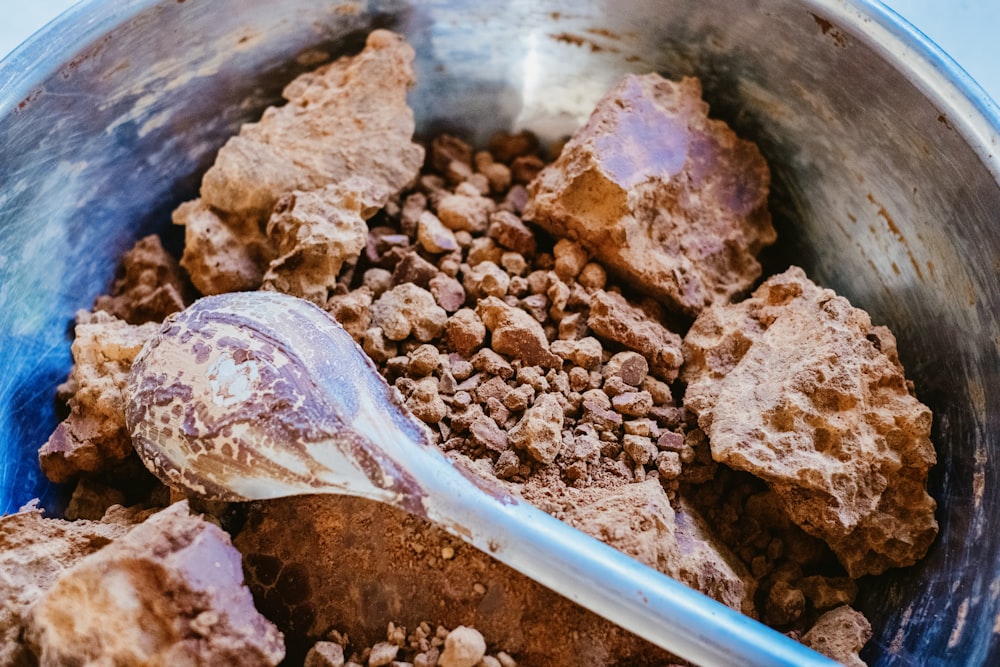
2, 1, 998, 664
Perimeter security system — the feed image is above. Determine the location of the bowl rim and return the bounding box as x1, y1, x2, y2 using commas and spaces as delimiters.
2, 0, 999, 183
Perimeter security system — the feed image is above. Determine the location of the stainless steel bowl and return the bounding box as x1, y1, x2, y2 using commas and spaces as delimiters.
2, 1, 998, 664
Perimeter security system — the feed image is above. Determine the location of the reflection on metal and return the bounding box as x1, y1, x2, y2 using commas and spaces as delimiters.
1, 1, 999, 665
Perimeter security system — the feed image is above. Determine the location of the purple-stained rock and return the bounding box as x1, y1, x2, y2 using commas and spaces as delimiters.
24, 502, 284, 666
682, 267, 938, 577
526, 74, 774, 316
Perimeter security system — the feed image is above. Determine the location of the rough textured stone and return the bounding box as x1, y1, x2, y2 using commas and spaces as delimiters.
179, 30, 423, 295
587, 290, 683, 382
24, 502, 284, 666
370, 283, 448, 342
801, 606, 872, 667
38, 311, 159, 483
475, 296, 561, 369
417, 210, 459, 254
439, 626, 486, 667
174, 199, 274, 295
0, 503, 135, 666
508, 394, 564, 463
304, 641, 346, 667
261, 181, 373, 304
682, 266, 938, 577
525, 73, 774, 315
93, 235, 189, 325
201, 30, 423, 221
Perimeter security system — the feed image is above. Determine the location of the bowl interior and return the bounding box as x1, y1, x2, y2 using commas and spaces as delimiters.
2, 1, 998, 664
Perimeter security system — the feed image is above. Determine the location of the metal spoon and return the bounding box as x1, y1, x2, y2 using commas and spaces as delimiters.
125, 290, 836, 667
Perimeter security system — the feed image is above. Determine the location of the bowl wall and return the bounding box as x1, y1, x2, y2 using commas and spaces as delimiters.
2, 1, 999, 664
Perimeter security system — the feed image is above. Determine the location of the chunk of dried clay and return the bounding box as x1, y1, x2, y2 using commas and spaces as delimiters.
0, 503, 134, 666
261, 180, 375, 304
587, 289, 683, 382
561, 481, 756, 616
174, 199, 274, 295
24, 502, 285, 666
681, 266, 938, 577
38, 311, 160, 483
93, 235, 189, 325
475, 296, 561, 369
801, 606, 872, 667
508, 393, 564, 464
525, 73, 774, 315
417, 210, 459, 254
179, 30, 422, 296
201, 29, 424, 221
370, 283, 448, 342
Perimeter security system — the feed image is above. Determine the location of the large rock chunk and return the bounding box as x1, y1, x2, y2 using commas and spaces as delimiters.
24, 502, 285, 666
261, 179, 379, 304
525, 74, 774, 316
201, 29, 423, 220
681, 266, 938, 577
0, 503, 135, 666
38, 311, 160, 483
179, 30, 424, 295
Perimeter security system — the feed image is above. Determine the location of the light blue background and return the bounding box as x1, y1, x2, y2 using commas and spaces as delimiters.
2, 1, 998, 104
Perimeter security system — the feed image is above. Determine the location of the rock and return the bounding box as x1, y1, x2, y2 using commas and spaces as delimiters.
801, 606, 872, 667
93, 235, 189, 325
562, 481, 756, 616
24, 502, 284, 666
174, 198, 274, 295
326, 288, 373, 342
682, 266, 938, 577
261, 181, 373, 304
429, 273, 467, 313
370, 283, 448, 342
439, 626, 486, 667
304, 641, 346, 667
368, 641, 400, 667
525, 74, 774, 315
463, 261, 511, 299
552, 239, 589, 281
446, 308, 486, 357
475, 296, 561, 369
392, 251, 440, 290
508, 394, 564, 463
549, 337, 603, 370
436, 193, 496, 234
0, 503, 135, 666
407, 377, 448, 425
201, 30, 423, 221
417, 210, 459, 254
38, 311, 160, 482
587, 290, 683, 382
487, 210, 537, 256
603, 351, 649, 387
179, 30, 423, 295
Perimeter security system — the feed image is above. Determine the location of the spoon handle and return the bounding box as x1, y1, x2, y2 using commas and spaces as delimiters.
415, 457, 838, 667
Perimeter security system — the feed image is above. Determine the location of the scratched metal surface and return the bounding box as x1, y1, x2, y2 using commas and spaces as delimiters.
1, 1, 998, 664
